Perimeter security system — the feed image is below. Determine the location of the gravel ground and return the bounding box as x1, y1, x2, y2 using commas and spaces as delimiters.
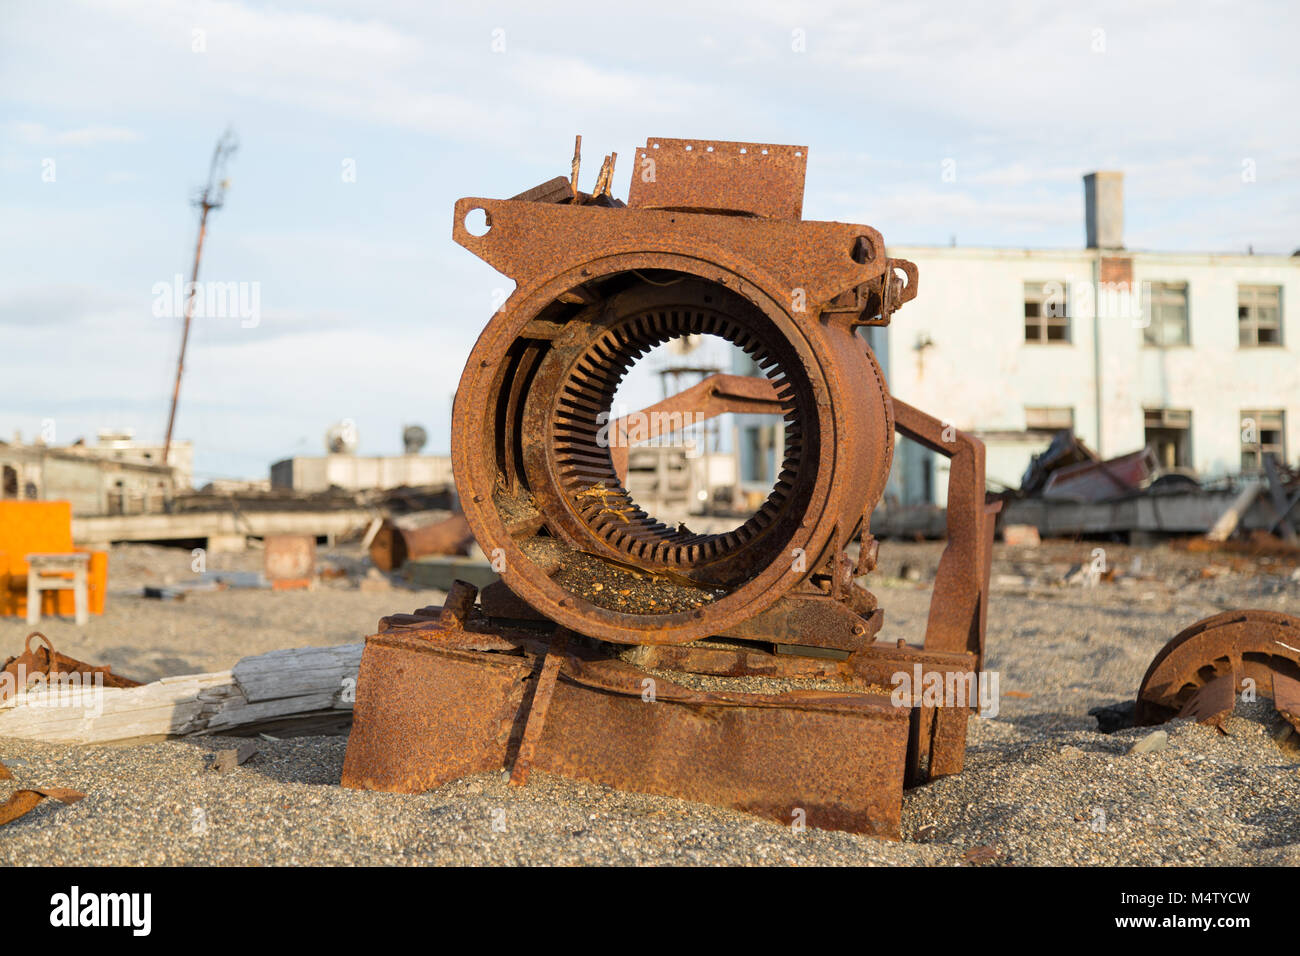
2, 539, 1299, 865
1, 543, 447, 681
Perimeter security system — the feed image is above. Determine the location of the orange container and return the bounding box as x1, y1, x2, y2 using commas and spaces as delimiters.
0, 500, 108, 618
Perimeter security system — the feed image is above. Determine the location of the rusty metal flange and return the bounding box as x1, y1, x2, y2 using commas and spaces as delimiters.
1135, 609, 1300, 728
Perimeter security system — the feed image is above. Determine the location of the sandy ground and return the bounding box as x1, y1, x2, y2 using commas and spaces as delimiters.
2, 539, 1298, 865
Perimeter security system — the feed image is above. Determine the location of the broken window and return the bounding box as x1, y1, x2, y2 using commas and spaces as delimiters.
1024, 281, 1070, 343
1025, 406, 1074, 431
1238, 284, 1283, 347
1142, 282, 1189, 347
1144, 408, 1192, 469
1241, 409, 1286, 472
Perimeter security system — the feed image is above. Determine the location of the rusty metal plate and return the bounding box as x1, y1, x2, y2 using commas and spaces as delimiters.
1175, 671, 1237, 729
535, 674, 907, 836
0, 787, 84, 827
626, 138, 808, 220
1275, 671, 1300, 732
340, 630, 532, 793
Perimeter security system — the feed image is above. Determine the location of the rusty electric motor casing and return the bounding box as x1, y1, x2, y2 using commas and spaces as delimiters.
449, 138, 917, 646
342, 138, 1000, 837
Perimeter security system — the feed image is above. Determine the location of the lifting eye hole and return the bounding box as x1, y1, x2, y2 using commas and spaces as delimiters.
851, 236, 874, 264
464, 207, 492, 237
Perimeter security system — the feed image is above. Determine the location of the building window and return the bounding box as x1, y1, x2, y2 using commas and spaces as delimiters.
1142, 281, 1189, 347
1025, 407, 1075, 431
1241, 410, 1286, 472
1238, 285, 1283, 347
1024, 282, 1070, 343
1144, 408, 1192, 469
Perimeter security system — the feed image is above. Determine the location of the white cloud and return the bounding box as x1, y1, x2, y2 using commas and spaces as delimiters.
10, 122, 141, 146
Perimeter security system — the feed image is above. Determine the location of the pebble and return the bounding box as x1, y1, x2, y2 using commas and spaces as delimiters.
1129, 730, 1169, 755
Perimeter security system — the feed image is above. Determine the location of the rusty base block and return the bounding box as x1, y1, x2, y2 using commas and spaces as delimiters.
341, 619, 916, 838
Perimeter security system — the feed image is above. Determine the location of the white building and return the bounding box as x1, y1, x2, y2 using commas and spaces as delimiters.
86, 429, 194, 489
0, 435, 181, 515
270, 453, 453, 493
861, 171, 1300, 505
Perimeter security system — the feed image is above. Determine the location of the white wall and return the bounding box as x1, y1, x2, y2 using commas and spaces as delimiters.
1127, 255, 1300, 477
880, 245, 1300, 503
272, 454, 454, 492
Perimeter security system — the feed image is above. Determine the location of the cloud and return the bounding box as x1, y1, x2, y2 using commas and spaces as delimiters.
0, 285, 135, 326
9, 122, 141, 147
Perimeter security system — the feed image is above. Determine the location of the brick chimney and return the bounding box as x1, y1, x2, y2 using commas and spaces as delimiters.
1084, 171, 1124, 250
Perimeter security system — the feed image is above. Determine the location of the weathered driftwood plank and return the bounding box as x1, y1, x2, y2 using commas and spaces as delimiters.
0, 643, 362, 744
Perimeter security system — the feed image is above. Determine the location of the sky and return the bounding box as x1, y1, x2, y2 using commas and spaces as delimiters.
1, 0, 1297, 482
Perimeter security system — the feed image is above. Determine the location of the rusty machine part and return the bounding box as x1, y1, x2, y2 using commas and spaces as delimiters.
1136, 609, 1300, 731
342, 137, 1001, 837
1, 632, 140, 704
368, 513, 474, 572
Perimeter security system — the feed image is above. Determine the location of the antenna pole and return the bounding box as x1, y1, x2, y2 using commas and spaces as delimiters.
163, 128, 237, 465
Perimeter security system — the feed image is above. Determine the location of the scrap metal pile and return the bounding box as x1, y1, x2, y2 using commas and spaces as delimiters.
340, 136, 1000, 838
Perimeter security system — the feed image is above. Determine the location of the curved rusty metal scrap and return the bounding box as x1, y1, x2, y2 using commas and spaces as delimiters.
0, 755, 85, 828
1, 632, 140, 704
1136, 609, 1300, 730
343, 136, 998, 837
0, 787, 85, 827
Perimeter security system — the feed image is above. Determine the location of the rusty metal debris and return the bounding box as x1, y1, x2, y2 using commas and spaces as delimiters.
342, 136, 1000, 838
1017, 430, 1158, 503
1040, 446, 1158, 502
1136, 609, 1300, 732
1, 632, 140, 704
0, 786, 85, 827
368, 513, 474, 571
0, 738, 86, 831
